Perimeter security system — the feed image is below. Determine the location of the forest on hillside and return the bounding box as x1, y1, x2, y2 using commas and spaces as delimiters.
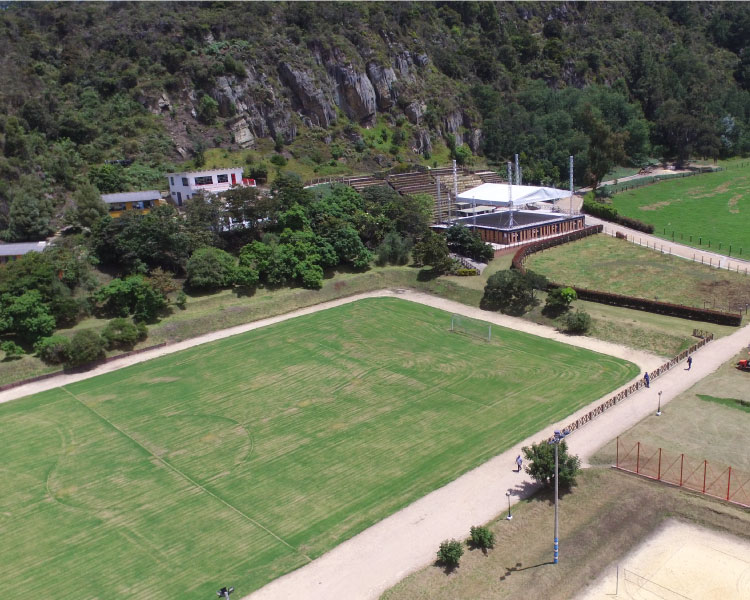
1, 1, 750, 241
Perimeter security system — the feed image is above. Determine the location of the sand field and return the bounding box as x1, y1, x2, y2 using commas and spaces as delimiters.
577, 519, 750, 600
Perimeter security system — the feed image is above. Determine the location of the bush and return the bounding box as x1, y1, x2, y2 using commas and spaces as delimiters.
564, 309, 592, 334
454, 267, 478, 276
437, 539, 464, 568
101, 317, 146, 350
1, 340, 25, 360
544, 286, 577, 316
469, 525, 495, 551
35, 335, 72, 365
481, 270, 547, 315
175, 290, 187, 309
66, 329, 106, 367
270, 154, 287, 167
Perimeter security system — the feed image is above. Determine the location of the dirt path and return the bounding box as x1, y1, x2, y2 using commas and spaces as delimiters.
3, 289, 746, 600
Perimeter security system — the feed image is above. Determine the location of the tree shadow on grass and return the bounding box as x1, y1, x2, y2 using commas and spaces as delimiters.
433, 559, 459, 575
417, 267, 442, 281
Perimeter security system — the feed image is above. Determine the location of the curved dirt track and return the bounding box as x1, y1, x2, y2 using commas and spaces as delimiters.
3, 289, 747, 600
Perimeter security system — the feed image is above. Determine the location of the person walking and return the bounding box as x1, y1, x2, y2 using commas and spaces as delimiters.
515, 455, 523, 472
644, 372, 650, 388
687, 356, 692, 370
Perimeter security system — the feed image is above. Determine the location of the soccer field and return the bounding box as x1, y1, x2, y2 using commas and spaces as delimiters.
0, 298, 639, 599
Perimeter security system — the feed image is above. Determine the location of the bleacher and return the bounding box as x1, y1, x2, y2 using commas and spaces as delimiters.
344, 175, 389, 192
475, 170, 505, 184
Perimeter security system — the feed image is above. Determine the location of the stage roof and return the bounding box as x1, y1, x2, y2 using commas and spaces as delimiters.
456, 183, 572, 207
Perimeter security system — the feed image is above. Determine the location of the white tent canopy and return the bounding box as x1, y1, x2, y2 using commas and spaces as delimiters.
456, 183, 572, 207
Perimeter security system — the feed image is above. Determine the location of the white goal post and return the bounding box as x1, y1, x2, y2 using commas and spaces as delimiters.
450, 314, 492, 342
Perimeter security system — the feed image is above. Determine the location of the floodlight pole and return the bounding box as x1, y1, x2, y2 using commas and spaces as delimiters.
506, 490, 513, 520
657, 390, 662, 416
550, 429, 568, 564
569, 155, 574, 215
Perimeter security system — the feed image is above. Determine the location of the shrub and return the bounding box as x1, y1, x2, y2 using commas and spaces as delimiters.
564, 309, 592, 334
1, 340, 25, 360
175, 290, 187, 309
35, 335, 72, 364
101, 317, 147, 350
454, 267, 478, 276
544, 286, 577, 316
66, 329, 106, 367
437, 539, 464, 568
270, 154, 287, 167
469, 525, 495, 551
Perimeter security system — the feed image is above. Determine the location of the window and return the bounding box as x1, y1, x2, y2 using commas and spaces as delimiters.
143, 200, 153, 208
195, 176, 213, 186
217, 174, 229, 183
182, 177, 188, 186
170, 177, 174, 185
109, 203, 126, 212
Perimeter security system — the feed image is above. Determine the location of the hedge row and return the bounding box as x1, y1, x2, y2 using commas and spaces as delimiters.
512, 227, 742, 326
582, 197, 655, 234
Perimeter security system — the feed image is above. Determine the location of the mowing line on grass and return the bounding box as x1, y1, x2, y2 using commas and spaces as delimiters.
59, 386, 312, 563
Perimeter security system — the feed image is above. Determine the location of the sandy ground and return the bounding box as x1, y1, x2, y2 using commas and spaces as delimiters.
576, 520, 750, 600
3, 287, 749, 600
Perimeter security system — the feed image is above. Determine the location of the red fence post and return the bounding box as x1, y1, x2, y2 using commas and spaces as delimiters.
727, 467, 732, 501
703, 460, 708, 494
637, 442, 641, 474
658, 448, 662, 480
680, 454, 684, 487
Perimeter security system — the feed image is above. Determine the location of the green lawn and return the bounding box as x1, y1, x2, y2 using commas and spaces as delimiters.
0, 298, 638, 599
525, 234, 750, 312
611, 161, 750, 256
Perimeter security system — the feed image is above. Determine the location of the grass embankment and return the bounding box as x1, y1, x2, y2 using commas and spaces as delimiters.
380, 468, 750, 600
383, 352, 750, 600
525, 234, 750, 312
610, 159, 750, 257
0, 298, 638, 599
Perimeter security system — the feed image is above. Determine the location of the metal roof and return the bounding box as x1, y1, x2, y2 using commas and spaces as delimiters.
100, 191, 162, 204
0, 241, 47, 256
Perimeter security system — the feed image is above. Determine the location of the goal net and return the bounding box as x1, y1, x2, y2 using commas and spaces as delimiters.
450, 314, 492, 342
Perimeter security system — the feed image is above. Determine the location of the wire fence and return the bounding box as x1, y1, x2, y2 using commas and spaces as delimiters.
615, 436, 750, 508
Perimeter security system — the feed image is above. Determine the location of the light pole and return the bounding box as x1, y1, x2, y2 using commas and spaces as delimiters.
217, 587, 234, 599
506, 491, 513, 520
656, 390, 662, 416
549, 429, 568, 564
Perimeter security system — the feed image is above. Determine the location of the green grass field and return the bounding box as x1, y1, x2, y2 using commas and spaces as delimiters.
611, 162, 750, 256
525, 234, 750, 312
0, 298, 638, 599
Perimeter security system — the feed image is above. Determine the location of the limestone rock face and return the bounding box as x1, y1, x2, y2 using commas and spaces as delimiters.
278, 62, 337, 128
330, 64, 377, 124
366, 62, 398, 111
405, 101, 426, 125
443, 110, 464, 146
230, 117, 254, 148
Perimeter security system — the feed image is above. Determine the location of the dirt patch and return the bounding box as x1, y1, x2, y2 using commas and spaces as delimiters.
639, 200, 672, 211
146, 377, 179, 384
728, 194, 742, 213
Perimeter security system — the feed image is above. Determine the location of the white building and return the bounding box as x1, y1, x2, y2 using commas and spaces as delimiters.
166, 167, 256, 206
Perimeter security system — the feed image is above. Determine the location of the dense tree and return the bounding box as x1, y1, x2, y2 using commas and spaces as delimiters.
544, 286, 577, 316
375, 231, 412, 266
412, 231, 453, 273
0, 290, 56, 344
185, 246, 238, 290
101, 317, 147, 350
34, 335, 72, 364
481, 270, 547, 315
71, 182, 107, 228
522, 440, 581, 489
5, 189, 55, 242
445, 224, 494, 262
94, 275, 166, 322
66, 329, 106, 367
